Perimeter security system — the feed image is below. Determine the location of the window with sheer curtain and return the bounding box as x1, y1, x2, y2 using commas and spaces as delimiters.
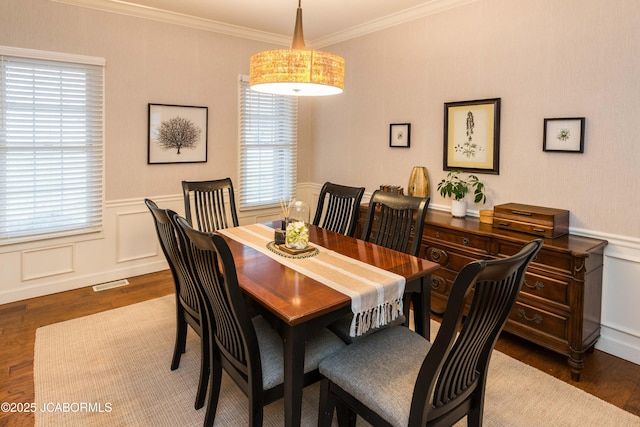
0, 47, 104, 244
238, 76, 297, 210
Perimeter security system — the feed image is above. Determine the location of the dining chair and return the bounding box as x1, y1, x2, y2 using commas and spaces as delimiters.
317, 239, 543, 427
182, 178, 239, 232
329, 190, 430, 343
312, 182, 365, 237
360, 189, 430, 257
174, 215, 346, 427
144, 199, 210, 410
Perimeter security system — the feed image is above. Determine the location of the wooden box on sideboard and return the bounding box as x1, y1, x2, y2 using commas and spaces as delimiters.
493, 203, 569, 238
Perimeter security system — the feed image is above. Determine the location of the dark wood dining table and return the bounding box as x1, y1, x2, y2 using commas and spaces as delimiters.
218, 221, 440, 427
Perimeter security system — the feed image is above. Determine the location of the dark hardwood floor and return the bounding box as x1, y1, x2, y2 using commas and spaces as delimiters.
1, 270, 639, 426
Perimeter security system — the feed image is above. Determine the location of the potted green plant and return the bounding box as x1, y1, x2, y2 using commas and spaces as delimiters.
437, 170, 486, 217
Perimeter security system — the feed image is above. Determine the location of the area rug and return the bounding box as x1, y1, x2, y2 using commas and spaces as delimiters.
34, 295, 640, 426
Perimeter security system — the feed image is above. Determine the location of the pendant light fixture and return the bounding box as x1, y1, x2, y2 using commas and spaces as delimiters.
249, 0, 345, 96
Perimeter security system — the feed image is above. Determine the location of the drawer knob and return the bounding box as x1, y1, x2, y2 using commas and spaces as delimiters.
524, 279, 545, 291
517, 308, 543, 324
462, 237, 470, 246
427, 248, 449, 265
435, 232, 440, 238
431, 275, 447, 291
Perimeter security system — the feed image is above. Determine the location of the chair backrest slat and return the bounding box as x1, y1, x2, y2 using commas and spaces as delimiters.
361, 190, 429, 257
182, 178, 239, 232
313, 182, 365, 237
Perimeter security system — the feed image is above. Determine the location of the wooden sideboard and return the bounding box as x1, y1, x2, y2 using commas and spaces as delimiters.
358, 206, 607, 381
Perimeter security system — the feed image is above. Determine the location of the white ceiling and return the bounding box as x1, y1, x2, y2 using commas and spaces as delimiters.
52, 0, 476, 47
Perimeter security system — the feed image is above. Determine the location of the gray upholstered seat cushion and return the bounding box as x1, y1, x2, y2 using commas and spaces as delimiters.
318, 326, 431, 427
253, 316, 346, 390
328, 313, 407, 344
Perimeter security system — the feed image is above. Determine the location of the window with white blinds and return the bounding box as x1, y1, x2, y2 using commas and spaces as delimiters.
238, 77, 297, 210
0, 48, 104, 243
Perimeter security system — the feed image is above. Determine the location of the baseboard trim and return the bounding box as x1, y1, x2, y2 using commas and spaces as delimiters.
0, 261, 167, 304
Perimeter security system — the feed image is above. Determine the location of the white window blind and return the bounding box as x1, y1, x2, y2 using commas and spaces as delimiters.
239, 77, 297, 210
0, 50, 104, 243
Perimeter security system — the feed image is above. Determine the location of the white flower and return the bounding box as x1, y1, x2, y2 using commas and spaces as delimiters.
285, 221, 309, 249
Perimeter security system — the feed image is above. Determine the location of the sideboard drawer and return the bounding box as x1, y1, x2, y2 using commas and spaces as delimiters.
423, 243, 489, 270
492, 218, 555, 238
508, 301, 568, 341
496, 240, 574, 275
423, 227, 491, 254
520, 271, 570, 307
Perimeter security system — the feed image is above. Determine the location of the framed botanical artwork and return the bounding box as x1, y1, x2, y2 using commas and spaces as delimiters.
389, 123, 411, 148
543, 117, 585, 153
148, 103, 208, 164
443, 98, 501, 174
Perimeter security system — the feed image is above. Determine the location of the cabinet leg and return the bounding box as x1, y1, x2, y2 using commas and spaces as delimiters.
568, 351, 584, 382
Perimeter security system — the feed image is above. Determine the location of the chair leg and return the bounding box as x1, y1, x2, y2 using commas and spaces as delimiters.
318, 379, 336, 427
468, 394, 485, 427
171, 314, 188, 370
468, 409, 483, 427
336, 401, 357, 427
194, 332, 210, 409
203, 351, 222, 427
248, 406, 264, 427
403, 293, 412, 326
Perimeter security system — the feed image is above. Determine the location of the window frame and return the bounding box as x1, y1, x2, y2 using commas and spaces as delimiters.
0, 46, 105, 246
238, 75, 298, 211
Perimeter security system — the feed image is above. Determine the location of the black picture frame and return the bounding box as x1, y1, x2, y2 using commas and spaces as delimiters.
443, 98, 500, 174
148, 103, 208, 164
389, 123, 411, 148
543, 117, 585, 153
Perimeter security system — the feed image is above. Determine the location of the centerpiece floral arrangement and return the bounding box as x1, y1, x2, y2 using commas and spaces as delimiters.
285, 220, 309, 250
279, 198, 310, 250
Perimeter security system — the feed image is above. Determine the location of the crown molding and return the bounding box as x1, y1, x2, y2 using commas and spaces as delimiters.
312, 0, 478, 48
50, 0, 291, 46
50, 0, 477, 48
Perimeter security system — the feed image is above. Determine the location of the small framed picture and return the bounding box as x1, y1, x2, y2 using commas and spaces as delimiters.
390, 123, 411, 148
543, 117, 585, 153
148, 103, 208, 164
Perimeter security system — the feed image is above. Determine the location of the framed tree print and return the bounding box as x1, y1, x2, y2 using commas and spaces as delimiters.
148, 103, 208, 164
443, 98, 500, 174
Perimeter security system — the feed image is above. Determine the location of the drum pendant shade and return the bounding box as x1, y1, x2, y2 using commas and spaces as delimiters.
249, 1, 345, 96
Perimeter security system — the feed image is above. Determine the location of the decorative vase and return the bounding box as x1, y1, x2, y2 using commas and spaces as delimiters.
451, 200, 467, 218
289, 200, 310, 223
408, 166, 430, 198
285, 200, 310, 249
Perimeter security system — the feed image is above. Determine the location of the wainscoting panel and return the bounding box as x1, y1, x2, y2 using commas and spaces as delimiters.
116, 210, 158, 263
21, 244, 75, 281
598, 238, 640, 364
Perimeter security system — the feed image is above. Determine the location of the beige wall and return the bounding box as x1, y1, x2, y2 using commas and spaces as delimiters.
310, 0, 640, 238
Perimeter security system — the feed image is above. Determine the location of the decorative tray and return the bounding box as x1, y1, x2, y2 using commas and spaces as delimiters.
266, 241, 319, 259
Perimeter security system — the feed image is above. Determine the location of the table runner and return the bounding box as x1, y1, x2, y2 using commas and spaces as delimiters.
217, 223, 405, 337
